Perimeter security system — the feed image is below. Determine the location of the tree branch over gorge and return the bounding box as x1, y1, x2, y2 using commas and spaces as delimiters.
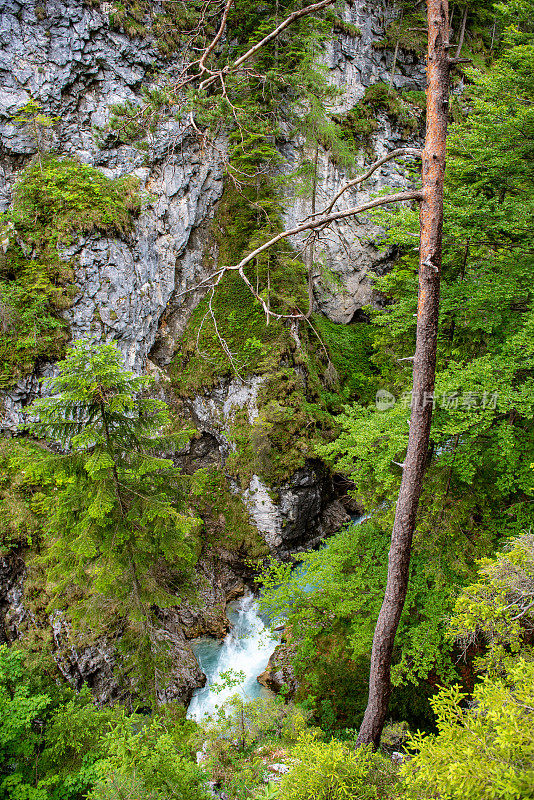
319, 148, 422, 215
110, 0, 452, 748
197, 0, 338, 90
110, 0, 338, 137
176, 187, 423, 323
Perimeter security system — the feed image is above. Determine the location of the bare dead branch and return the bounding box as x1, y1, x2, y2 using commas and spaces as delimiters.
454, 4, 468, 59
320, 148, 422, 215
198, 0, 234, 76
108, 0, 338, 152
176, 188, 422, 338
232, 189, 423, 273
198, 0, 337, 91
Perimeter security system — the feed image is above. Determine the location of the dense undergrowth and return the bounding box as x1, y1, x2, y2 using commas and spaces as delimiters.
1, 1, 534, 799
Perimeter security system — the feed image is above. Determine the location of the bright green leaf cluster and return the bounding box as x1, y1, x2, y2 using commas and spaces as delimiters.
401, 660, 534, 800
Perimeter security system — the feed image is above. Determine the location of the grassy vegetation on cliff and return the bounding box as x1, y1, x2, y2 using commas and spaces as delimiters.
0, 157, 142, 388
333, 83, 425, 149
191, 466, 269, 559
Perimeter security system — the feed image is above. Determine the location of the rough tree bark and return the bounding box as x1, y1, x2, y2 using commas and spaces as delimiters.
356, 0, 452, 749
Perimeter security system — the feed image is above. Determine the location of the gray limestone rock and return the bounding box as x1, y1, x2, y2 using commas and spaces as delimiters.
243, 462, 345, 559
257, 640, 299, 699
280, 0, 426, 324
0, 0, 224, 417
0, 551, 26, 643
51, 610, 207, 706
182, 376, 342, 558
51, 613, 121, 705
0, 0, 427, 706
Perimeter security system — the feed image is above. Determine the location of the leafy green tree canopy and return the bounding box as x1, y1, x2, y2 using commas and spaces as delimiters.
401, 660, 534, 800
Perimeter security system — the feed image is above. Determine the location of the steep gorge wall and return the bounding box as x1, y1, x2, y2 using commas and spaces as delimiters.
0, 0, 426, 703
0, 0, 424, 422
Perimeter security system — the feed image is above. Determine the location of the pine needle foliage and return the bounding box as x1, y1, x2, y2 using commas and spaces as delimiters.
18, 340, 203, 702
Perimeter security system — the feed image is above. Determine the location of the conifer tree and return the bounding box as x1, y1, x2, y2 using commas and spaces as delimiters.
20, 340, 202, 700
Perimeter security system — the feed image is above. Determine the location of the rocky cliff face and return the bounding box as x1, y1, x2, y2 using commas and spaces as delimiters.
283, 0, 426, 324
0, 0, 224, 429
0, 550, 25, 643
0, 0, 425, 704
0, 0, 424, 419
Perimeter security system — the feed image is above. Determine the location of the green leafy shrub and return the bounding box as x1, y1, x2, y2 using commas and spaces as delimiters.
0, 438, 47, 552
0, 645, 53, 800
12, 100, 60, 160
202, 695, 309, 751
90, 711, 208, 800
374, 6, 428, 55
0, 258, 71, 387
401, 660, 534, 800
312, 315, 378, 403
0, 645, 120, 800
278, 733, 397, 800
11, 157, 141, 248
334, 83, 421, 147
449, 533, 534, 673
0, 644, 207, 800
200, 696, 309, 800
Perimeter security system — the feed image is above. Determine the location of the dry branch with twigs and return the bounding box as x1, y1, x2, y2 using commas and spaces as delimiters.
124, 2, 425, 373
184, 186, 424, 326
111, 0, 338, 140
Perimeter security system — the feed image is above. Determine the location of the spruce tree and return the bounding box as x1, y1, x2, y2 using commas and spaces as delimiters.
20, 340, 202, 701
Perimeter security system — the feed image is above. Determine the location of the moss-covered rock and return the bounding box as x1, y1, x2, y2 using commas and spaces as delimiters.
0, 157, 142, 387
333, 83, 424, 148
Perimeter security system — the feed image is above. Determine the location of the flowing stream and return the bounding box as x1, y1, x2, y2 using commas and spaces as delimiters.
187, 589, 279, 721
187, 515, 367, 721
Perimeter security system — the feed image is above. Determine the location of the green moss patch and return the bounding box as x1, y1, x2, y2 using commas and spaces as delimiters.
334, 83, 423, 147
323, 10, 361, 38
0, 258, 71, 388
0, 157, 142, 388
227, 367, 336, 487
171, 179, 309, 396
11, 157, 141, 249
193, 467, 269, 560
171, 271, 299, 396
0, 438, 46, 553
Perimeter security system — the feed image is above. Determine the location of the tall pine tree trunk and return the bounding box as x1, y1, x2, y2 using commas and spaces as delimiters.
357, 0, 451, 749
